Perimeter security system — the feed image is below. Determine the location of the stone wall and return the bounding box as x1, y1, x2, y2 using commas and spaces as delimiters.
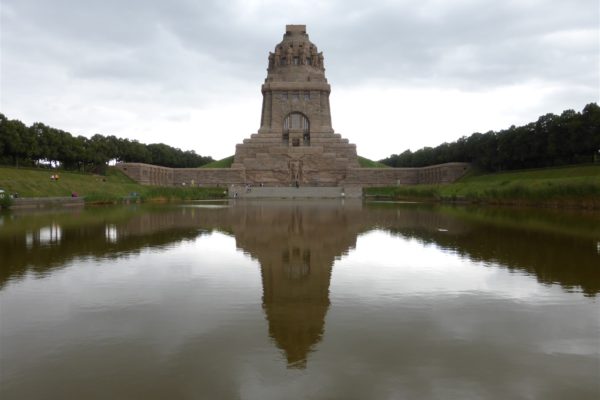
116, 162, 469, 188
344, 167, 418, 187
172, 168, 246, 186
116, 163, 245, 187
416, 162, 471, 184
345, 162, 470, 186
116, 163, 174, 186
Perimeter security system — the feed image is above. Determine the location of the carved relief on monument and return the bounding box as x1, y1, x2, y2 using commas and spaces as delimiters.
288, 159, 303, 184
301, 45, 309, 65
268, 52, 274, 70
274, 47, 281, 66
286, 45, 293, 65
310, 46, 318, 66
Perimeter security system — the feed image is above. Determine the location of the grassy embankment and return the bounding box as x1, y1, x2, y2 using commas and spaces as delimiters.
0, 166, 226, 204
358, 156, 389, 168
201, 155, 235, 168
365, 164, 600, 208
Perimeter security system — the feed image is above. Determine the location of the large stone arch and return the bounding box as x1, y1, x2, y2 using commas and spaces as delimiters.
283, 112, 310, 146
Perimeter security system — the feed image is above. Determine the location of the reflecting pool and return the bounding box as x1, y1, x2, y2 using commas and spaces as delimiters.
1, 200, 599, 399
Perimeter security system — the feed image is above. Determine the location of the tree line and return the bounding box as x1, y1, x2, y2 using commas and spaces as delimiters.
380, 103, 600, 171
0, 114, 213, 171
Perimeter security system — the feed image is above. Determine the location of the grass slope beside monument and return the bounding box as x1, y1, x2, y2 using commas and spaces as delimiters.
366, 164, 600, 208
357, 156, 389, 168
201, 156, 235, 168
0, 166, 225, 205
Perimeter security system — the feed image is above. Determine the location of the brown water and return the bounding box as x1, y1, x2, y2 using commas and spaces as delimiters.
1, 200, 599, 399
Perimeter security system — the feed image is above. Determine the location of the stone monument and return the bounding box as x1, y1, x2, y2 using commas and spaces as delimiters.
115, 25, 469, 192
231, 24, 359, 186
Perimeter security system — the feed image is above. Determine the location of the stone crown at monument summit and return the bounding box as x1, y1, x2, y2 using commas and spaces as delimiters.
117, 25, 468, 191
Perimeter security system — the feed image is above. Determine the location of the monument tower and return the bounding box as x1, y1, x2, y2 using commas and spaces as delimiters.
232, 24, 359, 186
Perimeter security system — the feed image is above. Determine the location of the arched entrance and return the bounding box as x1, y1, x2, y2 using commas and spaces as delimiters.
283, 112, 310, 146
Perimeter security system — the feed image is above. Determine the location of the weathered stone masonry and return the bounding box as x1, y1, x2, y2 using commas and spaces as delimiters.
116, 161, 469, 187
116, 163, 245, 186
117, 25, 469, 188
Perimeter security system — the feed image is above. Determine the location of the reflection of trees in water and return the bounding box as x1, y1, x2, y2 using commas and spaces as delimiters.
378, 209, 600, 297
0, 208, 208, 289
1, 201, 598, 367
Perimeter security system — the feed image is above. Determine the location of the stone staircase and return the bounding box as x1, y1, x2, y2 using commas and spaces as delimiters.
229, 186, 362, 199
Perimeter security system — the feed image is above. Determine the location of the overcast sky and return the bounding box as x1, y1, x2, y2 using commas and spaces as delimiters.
1, 0, 598, 160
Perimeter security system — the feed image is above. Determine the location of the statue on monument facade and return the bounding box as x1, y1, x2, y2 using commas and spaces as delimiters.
268, 52, 275, 70
289, 160, 302, 184
274, 47, 281, 66
301, 46, 309, 65
310, 46, 318, 66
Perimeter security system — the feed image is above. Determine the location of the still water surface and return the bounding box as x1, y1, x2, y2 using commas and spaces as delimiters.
1, 200, 599, 399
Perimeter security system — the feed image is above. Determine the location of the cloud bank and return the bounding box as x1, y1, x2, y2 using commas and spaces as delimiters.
1, 0, 598, 159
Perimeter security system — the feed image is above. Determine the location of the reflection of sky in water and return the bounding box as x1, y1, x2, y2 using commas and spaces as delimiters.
25, 224, 62, 248
105, 224, 118, 243
334, 230, 569, 300
1, 228, 598, 399
39, 225, 61, 245
331, 230, 599, 361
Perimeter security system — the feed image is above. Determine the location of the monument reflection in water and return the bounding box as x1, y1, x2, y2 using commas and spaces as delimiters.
1, 201, 599, 398
236, 202, 355, 368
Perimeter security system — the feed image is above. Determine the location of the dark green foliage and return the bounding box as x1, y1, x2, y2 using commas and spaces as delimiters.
0, 113, 214, 171
0, 194, 12, 209
0, 115, 36, 167
380, 103, 600, 172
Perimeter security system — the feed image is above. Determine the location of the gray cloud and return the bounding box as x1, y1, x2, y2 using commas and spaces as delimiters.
1, 0, 598, 158
318, 0, 599, 89
5, 0, 597, 89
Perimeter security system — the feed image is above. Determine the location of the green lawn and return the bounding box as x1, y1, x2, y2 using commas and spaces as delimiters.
366, 164, 600, 207
461, 164, 600, 182
358, 156, 389, 168
0, 167, 139, 198
201, 156, 235, 168
0, 166, 226, 203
